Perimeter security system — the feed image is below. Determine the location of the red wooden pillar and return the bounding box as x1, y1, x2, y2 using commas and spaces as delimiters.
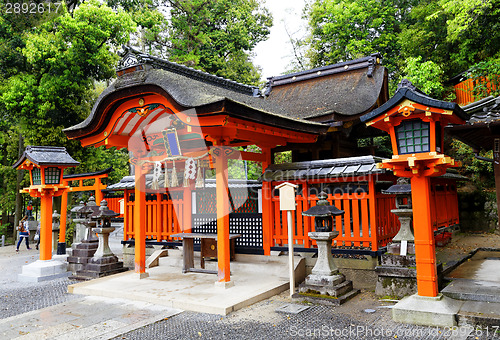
261, 147, 273, 255
367, 177, 378, 251
183, 182, 193, 233
58, 190, 68, 244
134, 165, 148, 278
215, 147, 231, 283
95, 178, 104, 204
40, 193, 53, 261
123, 190, 129, 241
412, 175, 438, 297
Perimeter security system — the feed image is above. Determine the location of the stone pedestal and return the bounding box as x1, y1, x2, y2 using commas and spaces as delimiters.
390, 208, 414, 243
27, 220, 38, 243
68, 240, 99, 279
392, 293, 462, 327
52, 227, 59, 252
72, 226, 126, 280
18, 259, 70, 282
376, 254, 443, 299
375, 254, 417, 298
298, 232, 359, 305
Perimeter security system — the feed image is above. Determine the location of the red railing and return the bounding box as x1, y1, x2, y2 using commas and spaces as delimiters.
269, 188, 398, 251
123, 191, 184, 241
454, 79, 475, 106
454, 77, 499, 106
430, 179, 459, 230
104, 195, 123, 218
120, 176, 459, 252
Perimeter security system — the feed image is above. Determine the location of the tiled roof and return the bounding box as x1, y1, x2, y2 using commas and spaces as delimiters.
446, 96, 500, 151
261, 156, 386, 182
263, 53, 388, 121
106, 175, 262, 191
13, 146, 79, 169
65, 50, 390, 139
361, 80, 468, 123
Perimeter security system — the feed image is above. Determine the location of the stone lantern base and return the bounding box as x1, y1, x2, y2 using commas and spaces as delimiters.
70, 227, 127, 280
297, 232, 359, 305
68, 239, 98, 279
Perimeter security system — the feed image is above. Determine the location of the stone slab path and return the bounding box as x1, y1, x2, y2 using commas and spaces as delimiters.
0, 296, 182, 340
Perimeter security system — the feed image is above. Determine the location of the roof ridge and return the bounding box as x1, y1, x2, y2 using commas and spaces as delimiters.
117, 46, 259, 96
265, 53, 382, 91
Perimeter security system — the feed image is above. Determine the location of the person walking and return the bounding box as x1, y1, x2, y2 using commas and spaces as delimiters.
35, 221, 41, 250
16, 216, 31, 252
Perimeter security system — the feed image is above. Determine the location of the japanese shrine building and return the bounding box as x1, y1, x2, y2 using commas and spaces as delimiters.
64, 48, 460, 283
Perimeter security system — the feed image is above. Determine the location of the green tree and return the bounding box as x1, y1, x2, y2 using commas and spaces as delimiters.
1, 1, 135, 146
304, 0, 416, 73
400, 0, 500, 83
166, 0, 272, 85
400, 56, 445, 97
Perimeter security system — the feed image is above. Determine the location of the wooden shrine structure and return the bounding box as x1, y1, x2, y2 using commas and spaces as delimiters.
64, 48, 461, 284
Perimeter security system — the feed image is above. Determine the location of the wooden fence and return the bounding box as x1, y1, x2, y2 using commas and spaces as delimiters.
120, 177, 459, 252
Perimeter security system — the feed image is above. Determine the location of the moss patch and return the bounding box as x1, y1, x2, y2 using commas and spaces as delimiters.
299, 291, 338, 300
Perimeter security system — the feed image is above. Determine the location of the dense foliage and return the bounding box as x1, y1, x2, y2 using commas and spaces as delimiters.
0, 0, 272, 228
303, 0, 500, 95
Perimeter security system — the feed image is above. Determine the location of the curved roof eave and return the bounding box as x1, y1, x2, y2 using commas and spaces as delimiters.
361, 86, 468, 123
64, 68, 328, 140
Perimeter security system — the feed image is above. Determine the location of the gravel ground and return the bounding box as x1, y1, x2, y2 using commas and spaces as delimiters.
112, 290, 482, 340
0, 277, 80, 319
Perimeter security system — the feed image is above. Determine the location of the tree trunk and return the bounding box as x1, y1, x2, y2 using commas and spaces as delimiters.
13, 134, 24, 239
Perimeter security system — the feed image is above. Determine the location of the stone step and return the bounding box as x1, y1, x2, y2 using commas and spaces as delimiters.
85, 262, 125, 273
73, 267, 128, 280
72, 249, 98, 257
442, 279, 500, 303
67, 256, 93, 264
73, 242, 99, 250
457, 300, 500, 328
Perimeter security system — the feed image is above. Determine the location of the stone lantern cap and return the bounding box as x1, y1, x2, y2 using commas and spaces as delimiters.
78, 196, 100, 217
71, 201, 85, 213
91, 200, 119, 220
302, 191, 344, 217
382, 178, 411, 195
52, 210, 60, 221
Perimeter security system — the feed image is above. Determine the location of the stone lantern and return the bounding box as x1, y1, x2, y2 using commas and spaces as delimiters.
52, 210, 61, 253
90, 200, 119, 259
299, 191, 358, 303
82, 200, 126, 278
79, 196, 100, 242
383, 177, 415, 254
67, 197, 100, 279
70, 201, 86, 244
302, 191, 344, 232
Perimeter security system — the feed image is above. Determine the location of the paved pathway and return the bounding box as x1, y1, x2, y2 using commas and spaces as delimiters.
2, 231, 500, 339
